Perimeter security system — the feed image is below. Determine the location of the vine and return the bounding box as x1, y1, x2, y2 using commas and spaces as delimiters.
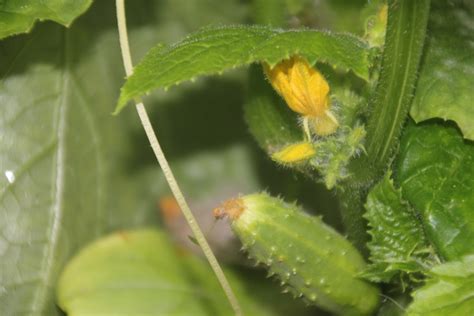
114, 0, 242, 314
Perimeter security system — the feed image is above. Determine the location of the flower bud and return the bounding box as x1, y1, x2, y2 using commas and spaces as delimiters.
271, 142, 315, 164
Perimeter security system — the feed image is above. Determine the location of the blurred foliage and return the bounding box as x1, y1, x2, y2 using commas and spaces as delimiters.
57, 229, 314, 316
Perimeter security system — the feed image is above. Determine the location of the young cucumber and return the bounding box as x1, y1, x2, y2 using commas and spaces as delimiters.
215, 193, 379, 315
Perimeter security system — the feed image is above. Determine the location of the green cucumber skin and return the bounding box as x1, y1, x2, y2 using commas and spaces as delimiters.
232, 193, 379, 315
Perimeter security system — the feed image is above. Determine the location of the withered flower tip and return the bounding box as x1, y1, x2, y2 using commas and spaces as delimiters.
213, 198, 245, 220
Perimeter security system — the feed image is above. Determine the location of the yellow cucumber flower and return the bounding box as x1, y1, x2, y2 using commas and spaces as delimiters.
264, 56, 339, 136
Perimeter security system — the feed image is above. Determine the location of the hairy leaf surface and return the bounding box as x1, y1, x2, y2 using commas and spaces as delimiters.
116, 25, 370, 112
407, 255, 474, 316
410, 3, 474, 140
0, 0, 93, 39
363, 174, 430, 283
395, 123, 474, 260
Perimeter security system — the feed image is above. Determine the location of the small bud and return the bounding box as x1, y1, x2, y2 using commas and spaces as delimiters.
365, 4, 388, 47
272, 142, 316, 163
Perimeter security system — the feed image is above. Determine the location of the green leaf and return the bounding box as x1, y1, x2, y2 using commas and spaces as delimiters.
395, 123, 474, 261
363, 173, 431, 283
0, 0, 93, 39
407, 255, 474, 316
57, 229, 312, 316
0, 15, 117, 316
410, 3, 474, 140
116, 25, 370, 113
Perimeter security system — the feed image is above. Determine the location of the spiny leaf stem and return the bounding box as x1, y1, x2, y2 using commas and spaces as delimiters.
341, 0, 431, 251
358, 0, 431, 182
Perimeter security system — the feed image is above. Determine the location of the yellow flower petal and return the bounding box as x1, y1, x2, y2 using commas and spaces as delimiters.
288, 59, 314, 115
264, 60, 291, 95
264, 56, 332, 118
272, 142, 316, 163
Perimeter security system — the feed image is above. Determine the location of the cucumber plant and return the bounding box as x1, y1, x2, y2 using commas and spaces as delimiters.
112, 0, 473, 314
1, 0, 473, 315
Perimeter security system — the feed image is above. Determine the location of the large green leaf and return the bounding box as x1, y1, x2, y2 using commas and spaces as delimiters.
395, 123, 474, 261
363, 173, 431, 284
407, 255, 474, 316
410, 3, 474, 140
0, 0, 93, 39
0, 0, 250, 315
116, 25, 370, 112
57, 229, 312, 316
0, 15, 117, 316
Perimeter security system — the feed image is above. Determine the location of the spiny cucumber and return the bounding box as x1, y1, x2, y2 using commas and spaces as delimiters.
214, 193, 379, 315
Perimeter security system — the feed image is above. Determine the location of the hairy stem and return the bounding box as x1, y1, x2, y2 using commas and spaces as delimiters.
362, 0, 430, 181
342, 0, 431, 250
338, 189, 369, 256
115, 1, 242, 314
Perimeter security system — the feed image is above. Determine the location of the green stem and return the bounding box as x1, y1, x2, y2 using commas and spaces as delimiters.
115, 1, 242, 315
342, 0, 431, 250
362, 0, 430, 181
338, 189, 369, 256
